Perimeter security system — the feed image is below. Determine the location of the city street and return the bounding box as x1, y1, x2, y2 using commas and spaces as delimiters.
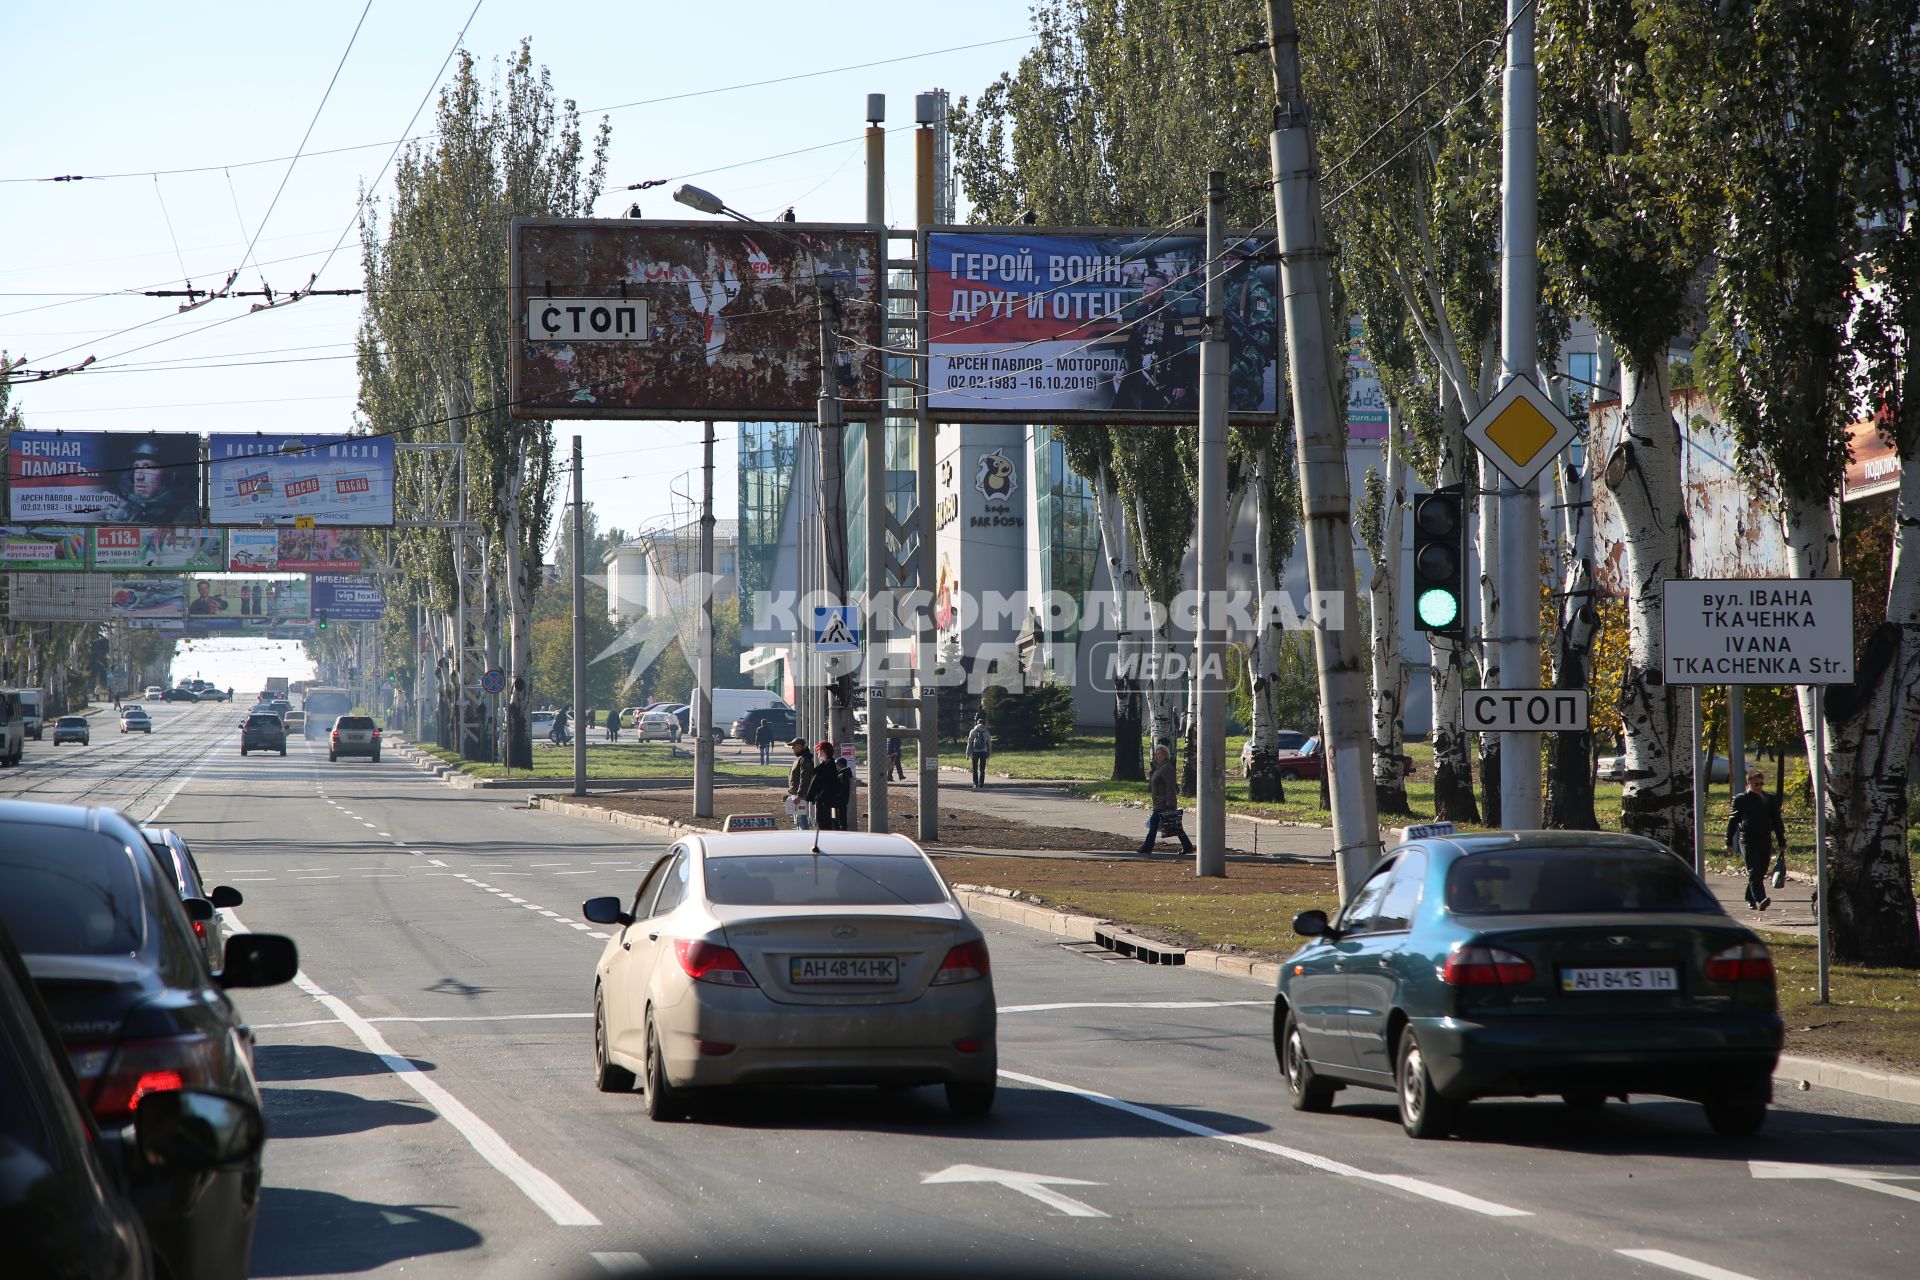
6, 701, 1917, 1280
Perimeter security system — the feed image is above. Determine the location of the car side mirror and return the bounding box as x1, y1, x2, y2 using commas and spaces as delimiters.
209, 885, 244, 909
582, 896, 634, 927
182, 897, 215, 922
133, 1089, 264, 1173
218, 934, 297, 988
1292, 909, 1333, 939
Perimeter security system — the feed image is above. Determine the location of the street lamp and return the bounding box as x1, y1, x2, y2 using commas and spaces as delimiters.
672, 184, 736, 220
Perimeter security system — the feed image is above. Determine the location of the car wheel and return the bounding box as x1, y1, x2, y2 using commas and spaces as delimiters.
1703, 1100, 1766, 1137
1395, 1030, 1457, 1140
643, 1013, 685, 1121
945, 1080, 995, 1118
594, 990, 635, 1093
241, 747, 248, 756
1278, 768, 1302, 782
1280, 1008, 1337, 1112
328, 752, 337, 762
371, 752, 381, 763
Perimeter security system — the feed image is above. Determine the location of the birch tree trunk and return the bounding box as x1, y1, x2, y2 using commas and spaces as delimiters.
1247, 439, 1287, 803
1605, 355, 1692, 860
1093, 467, 1146, 782
1428, 388, 1479, 822
1136, 491, 1183, 753
1371, 404, 1410, 813
1545, 450, 1600, 829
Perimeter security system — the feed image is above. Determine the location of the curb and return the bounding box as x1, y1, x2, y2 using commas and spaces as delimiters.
1776, 1054, 1920, 1108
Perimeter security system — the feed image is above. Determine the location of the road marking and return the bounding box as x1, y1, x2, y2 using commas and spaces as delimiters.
224, 909, 599, 1227
143, 740, 227, 823
1616, 1249, 1764, 1279
999, 1000, 1267, 1014
554, 870, 597, 875
252, 1011, 591, 1029
1749, 1160, 1920, 1202
363, 873, 408, 878
921, 1164, 1107, 1218
228, 877, 276, 882
378, 831, 392, 837
591, 1252, 647, 1275
530, 862, 572, 867
297, 875, 341, 880
998, 1069, 1530, 1218
430, 859, 448, 867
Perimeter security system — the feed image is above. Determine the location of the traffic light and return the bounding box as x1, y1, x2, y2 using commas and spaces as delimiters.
316, 611, 329, 630
1411, 483, 1466, 638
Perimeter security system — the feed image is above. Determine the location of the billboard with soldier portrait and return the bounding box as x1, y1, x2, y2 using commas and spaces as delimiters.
923, 227, 1281, 423
6, 431, 200, 524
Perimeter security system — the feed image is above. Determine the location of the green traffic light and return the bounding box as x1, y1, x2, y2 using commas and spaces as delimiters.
1416, 587, 1460, 629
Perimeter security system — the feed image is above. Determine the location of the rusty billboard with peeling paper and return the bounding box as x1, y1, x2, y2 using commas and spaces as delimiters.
1590, 387, 1789, 595
508, 218, 885, 421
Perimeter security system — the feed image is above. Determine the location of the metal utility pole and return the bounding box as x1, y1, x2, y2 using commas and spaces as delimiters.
817, 284, 855, 759
570, 435, 586, 797
695, 420, 716, 818
1195, 171, 1229, 879
1264, 0, 1381, 897
865, 93, 889, 833
915, 92, 942, 843
1497, 0, 1543, 829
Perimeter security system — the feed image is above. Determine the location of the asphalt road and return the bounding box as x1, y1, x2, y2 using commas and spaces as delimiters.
7, 701, 1919, 1280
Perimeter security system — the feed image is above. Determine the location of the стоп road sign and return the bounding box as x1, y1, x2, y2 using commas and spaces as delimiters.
1465, 689, 1588, 733
1465, 377, 1576, 488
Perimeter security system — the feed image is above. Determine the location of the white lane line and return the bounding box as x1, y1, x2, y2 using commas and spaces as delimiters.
228, 877, 277, 882
553, 870, 598, 876
999, 1001, 1268, 1014
591, 1252, 647, 1276
224, 909, 600, 1227
1616, 1250, 1765, 1280
143, 739, 228, 823
529, 862, 571, 867
997, 1069, 1530, 1219
429, 859, 448, 867
362, 822, 377, 828
363, 873, 408, 879
298, 875, 342, 880
251, 1011, 591, 1029
586, 931, 611, 940
378, 831, 392, 837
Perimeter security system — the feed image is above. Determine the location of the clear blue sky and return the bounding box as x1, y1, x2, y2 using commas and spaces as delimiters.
1, 0, 1037, 553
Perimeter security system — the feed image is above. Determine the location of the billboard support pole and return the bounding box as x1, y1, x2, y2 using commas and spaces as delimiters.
1195, 170, 1229, 880
695, 421, 716, 818
571, 436, 586, 798
817, 285, 857, 762
1814, 684, 1829, 1003
865, 96, 889, 834
1264, 0, 1381, 897
915, 114, 940, 844
1691, 684, 1706, 877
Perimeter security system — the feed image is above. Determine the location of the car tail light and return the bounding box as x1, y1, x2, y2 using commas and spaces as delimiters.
191, 919, 206, 938
932, 939, 991, 985
71, 1033, 219, 1125
953, 1038, 986, 1054
1707, 941, 1774, 983
673, 939, 757, 987
1442, 943, 1534, 986
372, 729, 381, 737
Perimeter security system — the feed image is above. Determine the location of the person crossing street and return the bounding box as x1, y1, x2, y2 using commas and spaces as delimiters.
1138, 742, 1195, 857
967, 715, 991, 789
1727, 768, 1786, 910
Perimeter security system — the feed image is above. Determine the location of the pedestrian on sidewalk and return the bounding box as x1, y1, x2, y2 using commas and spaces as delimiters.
786, 737, 814, 830
887, 732, 904, 781
756, 717, 774, 765
585, 708, 598, 732
967, 714, 991, 789
606, 707, 621, 742
1139, 742, 1194, 856
805, 740, 841, 829
1728, 768, 1786, 910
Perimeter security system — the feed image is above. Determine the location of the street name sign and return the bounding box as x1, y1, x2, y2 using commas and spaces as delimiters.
1465, 689, 1588, 733
1465, 377, 1577, 488
1662, 578, 1854, 685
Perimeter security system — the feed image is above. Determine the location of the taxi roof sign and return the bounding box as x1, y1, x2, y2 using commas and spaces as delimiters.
1465, 377, 1576, 488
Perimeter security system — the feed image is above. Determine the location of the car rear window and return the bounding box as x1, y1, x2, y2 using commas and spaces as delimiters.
337, 716, 375, 730
247, 714, 281, 726
57, 717, 86, 727
0, 827, 145, 955
704, 853, 949, 906
1444, 848, 1719, 916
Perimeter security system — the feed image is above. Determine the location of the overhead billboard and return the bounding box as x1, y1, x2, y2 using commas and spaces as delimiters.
2, 572, 112, 621
6, 431, 200, 524
90, 526, 224, 572
109, 578, 185, 622
0, 526, 89, 571
227, 527, 372, 572
186, 576, 310, 623
1591, 388, 1789, 594
207, 434, 395, 527
508, 218, 886, 421
922, 227, 1281, 422
312, 573, 386, 621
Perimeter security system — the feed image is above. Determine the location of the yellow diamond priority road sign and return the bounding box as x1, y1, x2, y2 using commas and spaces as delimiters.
1465, 377, 1576, 488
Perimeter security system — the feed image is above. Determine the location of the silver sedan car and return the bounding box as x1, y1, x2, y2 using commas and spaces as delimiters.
583, 831, 997, 1121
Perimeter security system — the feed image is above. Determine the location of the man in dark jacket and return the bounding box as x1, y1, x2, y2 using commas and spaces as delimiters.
787, 737, 815, 829
804, 740, 842, 829
1727, 769, 1786, 910
1138, 742, 1194, 856
756, 717, 775, 765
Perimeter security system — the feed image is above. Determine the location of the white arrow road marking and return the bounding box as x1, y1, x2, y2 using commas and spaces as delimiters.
1748, 1160, 1920, 1202
922, 1164, 1109, 1218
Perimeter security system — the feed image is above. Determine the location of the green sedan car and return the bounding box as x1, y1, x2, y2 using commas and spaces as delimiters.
1275, 830, 1783, 1139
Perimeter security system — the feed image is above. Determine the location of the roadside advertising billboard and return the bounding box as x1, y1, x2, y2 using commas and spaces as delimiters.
923, 227, 1281, 422
0, 526, 89, 571
509, 218, 886, 421
185, 577, 311, 625
227, 527, 371, 572
1346, 320, 1388, 441
312, 573, 386, 621
207, 434, 395, 527
110, 578, 186, 621
2, 573, 112, 621
6, 431, 200, 524
90, 526, 224, 572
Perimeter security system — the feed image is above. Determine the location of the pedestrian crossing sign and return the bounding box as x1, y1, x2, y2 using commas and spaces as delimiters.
812, 605, 861, 652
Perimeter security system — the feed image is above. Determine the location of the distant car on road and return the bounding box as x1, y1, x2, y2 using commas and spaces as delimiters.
1275, 829, 1783, 1139
1273, 735, 1414, 782
328, 715, 381, 763
162, 687, 198, 703
636, 710, 679, 742
531, 710, 557, 742
1596, 753, 1732, 784
583, 830, 998, 1121
196, 686, 230, 702
282, 709, 306, 735
139, 826, 243, 975
239, 713, 286, 757
120, 705, 153, 734
730, 706, 797, 746
1241, 730, 1310, 768
145, 685, 166, 701
52, 715, 91, 745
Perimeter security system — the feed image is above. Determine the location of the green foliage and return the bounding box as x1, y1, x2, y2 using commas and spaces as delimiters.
981, 680, 1078, 750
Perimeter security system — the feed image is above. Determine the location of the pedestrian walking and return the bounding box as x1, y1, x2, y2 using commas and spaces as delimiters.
606, 707, 620, 742
1728, 768, 1786, 910
967, 715, 991, 789
756, 717, 774, 765
804, 740, 841, 829
1138, 743, 1195, 856
786, 737, 814, 829
888, 732, 904, 781
830, 745, 856, 831
585, 708, 598, 731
